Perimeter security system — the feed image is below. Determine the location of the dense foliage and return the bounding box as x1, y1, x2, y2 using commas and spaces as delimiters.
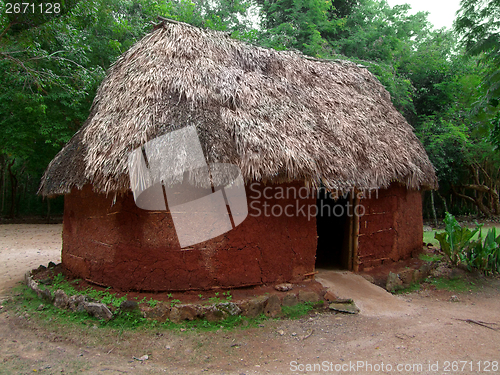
435, 213, 500, 274
0, 0, 499, 218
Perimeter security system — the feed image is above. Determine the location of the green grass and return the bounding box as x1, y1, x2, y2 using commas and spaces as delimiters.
395, 282, 422, 294
423, 230, 441, 246
4, 284, 270, 333
10, 273, 326, 333
163, 314, 268, 331
429, 276, 478, 292
281, 301, 321, 319
394, 276, 481, 295
418, 253, 444, 262
49, 273, 128, 308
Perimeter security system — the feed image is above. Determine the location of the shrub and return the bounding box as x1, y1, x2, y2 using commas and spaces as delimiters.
435, 213, 500, 274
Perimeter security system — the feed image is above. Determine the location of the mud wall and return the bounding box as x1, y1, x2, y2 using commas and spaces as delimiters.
357, 184, 423, 270
62, 182, 317, 291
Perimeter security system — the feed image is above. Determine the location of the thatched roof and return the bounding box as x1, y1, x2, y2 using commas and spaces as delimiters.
39, 18, 437, 197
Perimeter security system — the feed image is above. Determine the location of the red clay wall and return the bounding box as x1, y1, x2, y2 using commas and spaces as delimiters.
357, 184, 423, 270
62, 182, 317, 291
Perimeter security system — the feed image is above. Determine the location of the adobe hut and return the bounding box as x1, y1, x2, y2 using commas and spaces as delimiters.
39, 18, 437, 291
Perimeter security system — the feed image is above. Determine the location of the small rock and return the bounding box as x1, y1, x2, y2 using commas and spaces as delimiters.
54, 289, 69, 310
134, 355, 149, 361
202, 305, 226, 322
68, 294, 87, 312
423, 225, 433, 232
431, 263, 452, 278
282, 293, 298, 307
323, 290, 337, 302
83, 302, 113, 321
291, 332, 297, 337
169, 304, 200, 323
449, 295, 460, 302
334, 298, 353, 304
37, 304, 44, 311
329, 301, 360, 314
39, 288, 54, 303
277, 329, 285, 336
142, 303, 170, 322
399, 269, 414, 286
264, 295, 281, 318
239, 295, 269, 318
298, 290, 320, 303
386, 272, 403, 292
39, 278, 52, 285
274, 283, 293, 292
165, 345, 171, 350
216, 302, 241, 316
119, 300, 139, 312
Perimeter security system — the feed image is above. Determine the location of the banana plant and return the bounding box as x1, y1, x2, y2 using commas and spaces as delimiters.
434, 212, 482, 266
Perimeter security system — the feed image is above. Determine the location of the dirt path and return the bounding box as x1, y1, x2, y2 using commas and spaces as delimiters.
0, 224, 62, 300
0, 224, 499, 374
316, 270, 412, 317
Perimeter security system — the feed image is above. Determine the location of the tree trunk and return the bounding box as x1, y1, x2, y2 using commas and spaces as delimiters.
451, 185, 493, 217
437, 191, 448, 214
7, 160, 17, 219
430, 190, 438, 227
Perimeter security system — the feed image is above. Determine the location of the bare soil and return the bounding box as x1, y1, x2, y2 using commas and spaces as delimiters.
1, 224, 500, 374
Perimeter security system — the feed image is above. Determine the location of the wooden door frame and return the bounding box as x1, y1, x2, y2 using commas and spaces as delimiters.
348, 190, 360, 272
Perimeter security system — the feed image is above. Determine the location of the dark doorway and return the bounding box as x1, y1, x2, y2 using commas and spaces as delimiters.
315, 190, 351, 269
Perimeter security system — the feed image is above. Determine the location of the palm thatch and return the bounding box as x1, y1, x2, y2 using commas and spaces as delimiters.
39, 18, 437, 197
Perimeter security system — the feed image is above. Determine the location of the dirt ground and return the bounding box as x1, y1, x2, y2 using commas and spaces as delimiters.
0, 224, 62, 301
1, 224, 500, 374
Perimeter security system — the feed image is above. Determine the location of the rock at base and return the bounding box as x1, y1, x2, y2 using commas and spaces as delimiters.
142, 303, 170, 322
216, 302, 241, 316
298, 290, 320, 303
264, 295, 281, 318
329, 301, 360, 314
240, 295, 269, 318
120, 300, 139, 312
170, 304, 200, 323
54, 289, 69, 309
202, 306, 226, 322
68, 294, 87, 312
274, 283, 293, 292
83, 302, 113, 321
282, 293, 298, 307
323, 291, 337, 302
386, 272, 403, 292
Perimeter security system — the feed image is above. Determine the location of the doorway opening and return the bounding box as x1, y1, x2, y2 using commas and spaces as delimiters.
315, 190, 352, 269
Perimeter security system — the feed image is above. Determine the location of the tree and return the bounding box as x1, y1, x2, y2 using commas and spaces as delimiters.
255, 0, 347, 56
0, 0, 255, 217
455, 0, 500, 110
